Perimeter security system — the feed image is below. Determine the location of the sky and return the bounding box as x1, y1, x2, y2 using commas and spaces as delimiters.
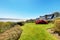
0, 0, 60, 19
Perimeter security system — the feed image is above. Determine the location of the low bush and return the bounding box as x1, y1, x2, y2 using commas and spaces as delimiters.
16, 21, 25, 26
53, 18, 60, 35
48, 20, 54, 23
26, 19, 35, 23
0, 25, 22, 40
35, 20, 48, 24
0, 22, 16, 33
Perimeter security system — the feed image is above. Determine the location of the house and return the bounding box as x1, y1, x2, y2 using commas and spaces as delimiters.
36, 12, 60, 21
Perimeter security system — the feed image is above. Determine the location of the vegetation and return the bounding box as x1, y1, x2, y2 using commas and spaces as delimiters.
0, 25, 22, 40
26, 19, 35, 23
19, 23, 57, 40
53, 18, 60, 35
0, 21, 25, 33
35, 20, 48, 24
0, 22, 16, 33
17, 21, 25, 26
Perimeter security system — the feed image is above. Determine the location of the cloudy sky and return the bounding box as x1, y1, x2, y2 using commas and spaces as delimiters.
0, 0, 60, 19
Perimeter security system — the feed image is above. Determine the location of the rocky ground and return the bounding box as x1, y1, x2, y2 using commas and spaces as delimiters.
47, 28, 60, 40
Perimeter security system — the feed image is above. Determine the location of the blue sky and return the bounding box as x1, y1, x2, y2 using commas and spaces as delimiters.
0, 0, 60, 19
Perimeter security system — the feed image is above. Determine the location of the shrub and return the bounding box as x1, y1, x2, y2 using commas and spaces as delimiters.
48, 20, 53, 23
53, 18, 60, 35
16, 21, 25, 26
0, 22, 16, 33
0, 25, 22, 40
26, 19, 35, 23
35, 20, 48, 24
6, 22, 17, 27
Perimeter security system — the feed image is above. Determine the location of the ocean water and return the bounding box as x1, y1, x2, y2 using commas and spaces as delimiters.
0, 20, 26, 22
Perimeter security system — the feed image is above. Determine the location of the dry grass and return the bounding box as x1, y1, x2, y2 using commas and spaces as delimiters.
0, 25, 22, 40
0, 22, 15, 33
53, 18, 60, 33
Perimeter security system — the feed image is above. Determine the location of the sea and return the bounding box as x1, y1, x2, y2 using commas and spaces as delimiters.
0, 19, 26, 22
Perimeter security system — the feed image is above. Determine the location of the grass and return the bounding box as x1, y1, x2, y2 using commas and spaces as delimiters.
19, 23, 57, 40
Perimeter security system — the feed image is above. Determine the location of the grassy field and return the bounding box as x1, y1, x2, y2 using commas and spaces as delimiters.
19, 23, 57, 40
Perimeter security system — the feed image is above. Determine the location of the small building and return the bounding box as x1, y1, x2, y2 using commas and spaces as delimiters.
37, 12, 60, 20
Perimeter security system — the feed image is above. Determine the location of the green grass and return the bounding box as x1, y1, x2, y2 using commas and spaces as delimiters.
19, 23, 57, 40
